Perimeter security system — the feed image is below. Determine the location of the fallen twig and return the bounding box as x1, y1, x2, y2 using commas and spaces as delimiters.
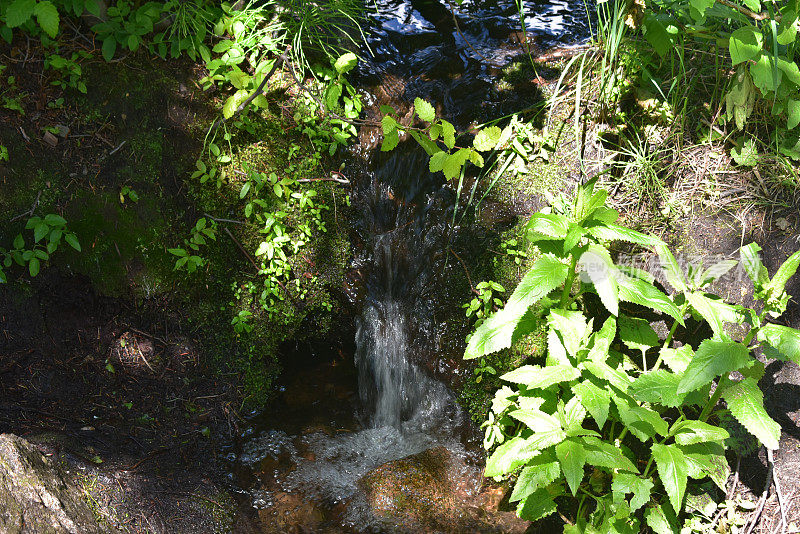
745, 448, 774, 534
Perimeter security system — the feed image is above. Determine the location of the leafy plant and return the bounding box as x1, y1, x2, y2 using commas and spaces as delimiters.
231, 309, 254, 334
168, 217, 217, 273
1, 0, 61, 41
466, 179, 800, 530
119, 185, 139, 204
473, 358, 497, 384
0, 144, 8, 162
0, 214, 80, 282
45, 51, 90, 93
463, 280, 506, 332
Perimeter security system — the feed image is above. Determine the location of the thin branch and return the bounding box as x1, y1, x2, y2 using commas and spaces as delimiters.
716, 0, 773, 21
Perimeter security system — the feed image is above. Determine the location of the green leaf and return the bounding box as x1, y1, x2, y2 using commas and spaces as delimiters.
33, 1, 58, 38
685, 292, 743, 338
468, 149, 484, 167
510, 454, 561, 502
765, 249, 800, 298
484, 437, 540, 477
643, 16, 675, 58
581, 436, 638, 472
428, 151, 447, 172
516, 488, 558, 522
4, 0, 35, 27
678, 339, 750, 394
168, 248, 188, 257
788, 100, 800, 130
508, 409, 562, 432
680, 442, 729, 490
44, 214, 66, 226
731, 137, 758, 167
526, 213, 570, 241
556, 438, 586, 495
502, 364, 579, 389
441, 120, 456, 150
613, 396, 668, 441
723, 377, 781, 450
759, 324, 800, 364
381, 128, 399, 152
645, 503, 680, 534
414, 97, 435, 123
465, 254, 568, 359
333, 52, 358, 74
381, 115, 396, 134
64, 233, 80, 251
28, 257, 40, 277
778, 57, 800, 86
442, 148, 470, 180
223, 89, 249, 119
409, 130, 439, 156
587, 223, 662, 246
651, 443, 688, 512
670, 420, 729, 445
750, 54, 782, 93
548, 310, 589, 356
573, 381, 611, 428
630, 370, 684, 407
729, 26, 763, 66
740, 243, 768, 286
655, 244, 688, 292
34, 223, 48, 243
473, 126, 503, 151
618, 276, 683, 324
102, 38, 116, 62
619, 316, 659, 358
612, 473, 654, 512
579, 244, 619, 316
658, 346, 694, 374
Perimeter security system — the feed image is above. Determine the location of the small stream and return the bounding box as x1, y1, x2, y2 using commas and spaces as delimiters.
230, 1, 591, 531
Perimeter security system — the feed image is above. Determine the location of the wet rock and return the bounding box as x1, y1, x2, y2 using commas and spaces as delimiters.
0, 433, 115, 534
358, 446, 528, 533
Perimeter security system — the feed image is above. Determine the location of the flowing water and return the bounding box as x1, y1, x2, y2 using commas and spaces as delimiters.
232, 1, 591, 531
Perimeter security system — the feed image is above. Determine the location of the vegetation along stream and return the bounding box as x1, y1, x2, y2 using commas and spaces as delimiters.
2, 0, 800, 532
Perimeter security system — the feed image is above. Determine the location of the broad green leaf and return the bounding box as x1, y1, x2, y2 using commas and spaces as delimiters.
473, 125, 502, 151
788, 100, 800, 130
502, 364, 579, 389
655, 244, 688, 292
584, 360, 632, 392
563, 396, 587, 432
612, 473, 653, 512
581, 436, 638, 472
516, 488, 558, 522
678, 339, 750, 394
526, 213, 570, 241
414, 97, 435, 123
333, 52, 357, 74
509, 409, 562, 432
573, 381, 611, 428
651, 443, 688, 512
778, 57, 800, 86
659, 345, 693, 374
556, 438, 586, 495
618, 276, 683, 323
510, 452, 561, 502
759, 323, 800, 364
680, 442, 729, 490
579, 244, 619, 316
630, 370, 684, 407
670, 420, 729, 445
740, 242, 768, 285
548, 310, 589, 356
441, 120, 456, 150
223, 89, 249, 119
766, 249, 800, 298
33, 1, 59, 38
588, 317, 616, 363
381, 128, 399, 152
442, 148, 469, 180
698, 260, 739, 286
643, 15, 675, 58
28, 257, 40, 277
732, 137, 758, 167
465, 255, 568, 359
619, 316, 659, 358
34, 222, 48, 243
723, 377, 780, 450
685, 292, 743, 338
484, 437, 540, 477
750, 54, 782, 93
64, 233, 80, 251
428, 151, 447, 172
102, 38, 117, 62
587, 223, 662, 246
729, 26, 763, 65
614, 396, 668, 440
645, 503, 680, 534
44, 214, 67, 226
381, 114, 396, 134
4, 0, 35, 27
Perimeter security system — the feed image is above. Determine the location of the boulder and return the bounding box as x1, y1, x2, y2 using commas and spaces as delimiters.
0, 433, 113, 534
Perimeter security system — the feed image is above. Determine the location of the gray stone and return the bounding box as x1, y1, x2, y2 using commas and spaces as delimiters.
0, 433, 113, 534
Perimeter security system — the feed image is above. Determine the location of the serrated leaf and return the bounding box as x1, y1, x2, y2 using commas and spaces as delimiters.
630, 370, 685, 407
473, 126, 502, 151
429, 151, 447, 172
414, 97, 435, 123
468, 149, 484, 167
670, 420, 729, 445
510, 454, 561, 502
34, 1, 59, 38
409, 130, 439, 156
484, 436, 539, 477
509, 409, 562, 433
759, 323, 800, 364
740, 242, 768, 285
723, 377, 780, 450
223, 89, 249, 119
502, 364, 579, 389
677, 339, 750, 394
381, 114, 396, 135
381, 128, 399, 152
441, 120, 456, 150
680, 442, 729, 490
766, 249, 800, 298
685, 292, 743, 338
587, 223, 662, 246
442, 148, 469, 180
645, 503, 680, 534
581, 436, 638, 472
584, 360, 632, 392
465, 254, 568, 359
333, 52, 357, 74
4, 0, 35, 27
659, 345, 694, 374
655, 244, 688, 292
526, 213, 570, 241
556, 438, 586, 495
516, 488, 558, 522
579, 244, 619, 316
548, 309, 589, 356
614, 395, 668, 440
612, 473, 653, 512
651, 443, 688, 512
618, 275, 683, 324
729, 26, 763, 65
619, 316, 659, 357
573, 381, 611, 428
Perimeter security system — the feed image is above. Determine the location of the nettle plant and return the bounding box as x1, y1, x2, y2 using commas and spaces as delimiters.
466, 179, 800, 531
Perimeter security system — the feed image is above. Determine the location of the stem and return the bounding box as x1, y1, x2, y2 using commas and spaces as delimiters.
651, 302, 690, 372
560, 254, 579, 309
699, 374, 730, 422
